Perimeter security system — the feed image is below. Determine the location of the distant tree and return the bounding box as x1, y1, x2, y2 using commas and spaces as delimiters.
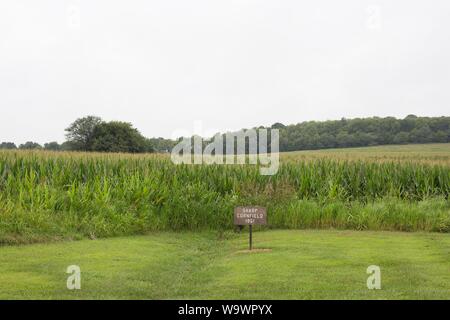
146, 137, 175, 153
44, 141, 61, 151
90, 121, 149, 153
143, 139, 156, 153
336, 131, 353, 148
19, 142, 42, 150
59, 115, 450, 154
354, 132, 373, 146
433, 130, 448, 143
319, 133, 336, 149
60, 141, 76, 151
271, 122, 285, 129
393, 132, 409, 144
410, 125, 433, 143
272, 116, 450, 152
65, 116, 103, 151
0, 142, 17, 149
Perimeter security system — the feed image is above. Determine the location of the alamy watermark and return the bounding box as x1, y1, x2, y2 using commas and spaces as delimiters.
366, 265, 381, 290
365, 5, 382, 31
66, 265, 81, 290
63, 263, 382, 293
66, 2, 81, 30
170, 122, 279, 175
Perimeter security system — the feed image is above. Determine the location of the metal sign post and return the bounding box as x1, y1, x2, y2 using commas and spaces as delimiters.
234, 206, 267, 251
249, 225, 253, 250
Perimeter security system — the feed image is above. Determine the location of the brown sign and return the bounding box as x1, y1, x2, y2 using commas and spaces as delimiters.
234, 206, 267, 225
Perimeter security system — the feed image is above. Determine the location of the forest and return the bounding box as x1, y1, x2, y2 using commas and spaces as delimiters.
1, 115, 449, 153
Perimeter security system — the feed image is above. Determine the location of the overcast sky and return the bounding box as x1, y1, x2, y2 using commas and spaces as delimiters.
1, 0, 449, 144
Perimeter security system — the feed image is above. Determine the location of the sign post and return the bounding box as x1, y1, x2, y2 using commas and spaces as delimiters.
249, 225, 253, 250
234, 206, 267, 251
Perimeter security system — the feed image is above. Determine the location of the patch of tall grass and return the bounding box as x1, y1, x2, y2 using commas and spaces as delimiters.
0, 150, 449, 244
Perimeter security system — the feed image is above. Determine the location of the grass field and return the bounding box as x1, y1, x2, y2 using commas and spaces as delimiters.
0, 230, 449, 299
0, 144, 449, 300
0, 144, 449, 244
281, 143, 450, 165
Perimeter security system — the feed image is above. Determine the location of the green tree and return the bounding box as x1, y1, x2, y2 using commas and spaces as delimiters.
0, 142, 17, 149
410, 125, 433, 143
65, 116, 103, 151
433, 130, 448, 143
90, 121, 149, 153
19, 142, 42, 150
60, 141, 76, 151
44, 141, 61, 151
393, 132, 409, 144
271, 122, 286, 129
275, 115, 449, 152
146, 138, 172, 152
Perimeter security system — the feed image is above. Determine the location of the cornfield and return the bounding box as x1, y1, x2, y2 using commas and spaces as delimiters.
0, 149, 449, 244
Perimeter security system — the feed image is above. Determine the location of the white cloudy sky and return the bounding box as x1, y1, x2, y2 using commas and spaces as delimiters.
1, 0, 449, 144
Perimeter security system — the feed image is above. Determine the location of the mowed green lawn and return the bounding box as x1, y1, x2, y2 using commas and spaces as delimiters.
0, 230, 449, 299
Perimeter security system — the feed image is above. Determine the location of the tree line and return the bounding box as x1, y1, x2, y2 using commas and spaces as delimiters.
0, 117, 162, 153
275, 114, 450, 151
1, 115, 449, 153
